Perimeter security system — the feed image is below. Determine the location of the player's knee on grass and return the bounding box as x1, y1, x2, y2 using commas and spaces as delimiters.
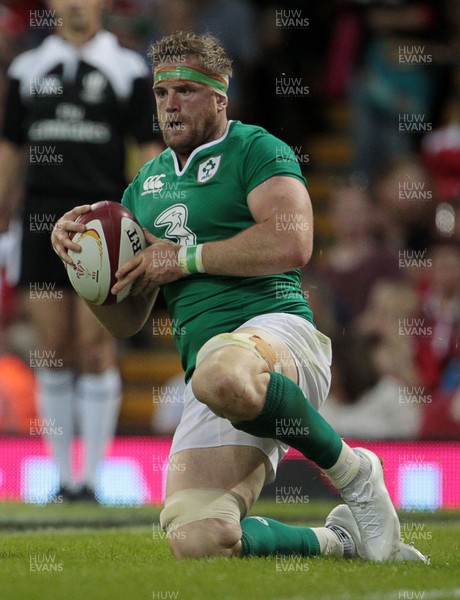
167, 518, 242, 559
192, 348, 268, 421
160, 489, 246, 559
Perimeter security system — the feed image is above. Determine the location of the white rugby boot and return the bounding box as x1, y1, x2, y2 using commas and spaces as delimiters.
340, 448, 400, 561
325, 504, 365, 559
328, 504, 429, 563
396, 541, 430, 564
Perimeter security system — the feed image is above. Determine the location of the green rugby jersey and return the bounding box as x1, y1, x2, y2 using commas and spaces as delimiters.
122, 120, 314, 381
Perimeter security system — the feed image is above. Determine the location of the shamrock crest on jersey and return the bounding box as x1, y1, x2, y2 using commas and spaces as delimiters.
197, 155, 221, 183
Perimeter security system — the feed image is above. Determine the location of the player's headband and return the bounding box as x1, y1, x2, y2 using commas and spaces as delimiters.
153, 65, 229, 96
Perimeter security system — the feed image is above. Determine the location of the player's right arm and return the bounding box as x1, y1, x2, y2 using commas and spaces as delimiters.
88, 287, 159, 338
51, 205, 158, 338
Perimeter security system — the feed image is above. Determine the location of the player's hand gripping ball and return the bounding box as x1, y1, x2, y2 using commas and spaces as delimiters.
66, 201, 146, 305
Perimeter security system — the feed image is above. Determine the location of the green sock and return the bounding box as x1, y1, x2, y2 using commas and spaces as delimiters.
233, 372, 342, 468
241, 515, 320, 556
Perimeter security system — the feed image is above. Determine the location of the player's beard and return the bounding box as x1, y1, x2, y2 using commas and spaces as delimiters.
162, 105, 220, 156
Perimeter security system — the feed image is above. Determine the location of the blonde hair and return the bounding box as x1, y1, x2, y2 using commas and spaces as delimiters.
149, 31, 233, 78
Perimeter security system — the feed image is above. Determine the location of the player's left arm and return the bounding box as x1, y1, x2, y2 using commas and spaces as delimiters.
112, 175, 312, 295
201, 175, 313, 275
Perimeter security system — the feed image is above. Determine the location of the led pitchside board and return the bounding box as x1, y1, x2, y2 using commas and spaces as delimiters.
0, 438, 458, 508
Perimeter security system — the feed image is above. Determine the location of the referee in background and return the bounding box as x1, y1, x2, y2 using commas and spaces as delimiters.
0, 0, 160, 502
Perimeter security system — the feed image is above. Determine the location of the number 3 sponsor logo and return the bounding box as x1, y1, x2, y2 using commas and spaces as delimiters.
154, 204, 197, 245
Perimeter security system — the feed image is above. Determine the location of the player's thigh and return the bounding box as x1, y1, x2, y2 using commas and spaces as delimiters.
75, 296, 117, 373
235, 325, 299, 384
21, 288, 74, 364
192, 325, 299, 417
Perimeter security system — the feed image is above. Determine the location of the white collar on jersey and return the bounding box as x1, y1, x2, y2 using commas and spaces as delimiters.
170, 120, 234, 177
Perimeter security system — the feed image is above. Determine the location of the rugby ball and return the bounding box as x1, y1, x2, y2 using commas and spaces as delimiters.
66, 201, 146, 305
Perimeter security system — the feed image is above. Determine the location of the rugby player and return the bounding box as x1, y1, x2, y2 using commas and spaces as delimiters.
52, 31, 427, 562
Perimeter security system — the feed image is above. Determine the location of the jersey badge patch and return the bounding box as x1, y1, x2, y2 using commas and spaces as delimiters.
197, 155, 221, 183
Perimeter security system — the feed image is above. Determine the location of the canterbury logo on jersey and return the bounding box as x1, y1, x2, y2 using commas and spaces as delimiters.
197, 155, 221, 183
142, 174, 166, 195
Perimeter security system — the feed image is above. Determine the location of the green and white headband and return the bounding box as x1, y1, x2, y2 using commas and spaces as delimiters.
154, 65, 229, 96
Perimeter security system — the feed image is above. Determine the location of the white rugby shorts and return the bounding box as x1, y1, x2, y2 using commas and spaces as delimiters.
169, 313, 332, 484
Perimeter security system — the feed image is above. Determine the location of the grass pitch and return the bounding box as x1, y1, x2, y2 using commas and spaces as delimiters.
0, 500, 459, 600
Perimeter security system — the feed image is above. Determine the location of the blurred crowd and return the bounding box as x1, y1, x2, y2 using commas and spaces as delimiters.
0, 0, 459, 440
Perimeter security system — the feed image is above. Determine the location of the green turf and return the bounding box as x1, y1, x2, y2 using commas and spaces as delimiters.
0, 501, 459, 600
